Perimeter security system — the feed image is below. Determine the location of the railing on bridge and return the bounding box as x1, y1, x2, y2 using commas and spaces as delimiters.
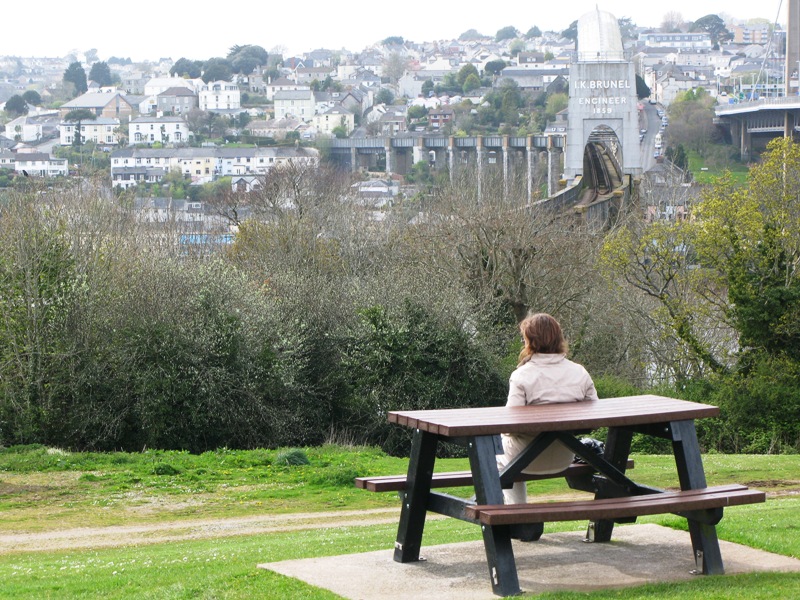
328, 134, 559, 151
716, 95, 800, 114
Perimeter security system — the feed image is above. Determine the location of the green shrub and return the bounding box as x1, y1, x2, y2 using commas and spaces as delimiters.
274, 448, 310, 466
341, 301, 506, 455
152, 463, 181, 476
594, 375, 643, 399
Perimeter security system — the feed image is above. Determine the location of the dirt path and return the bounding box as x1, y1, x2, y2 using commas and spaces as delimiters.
0, 508, 405, 554
3, 487, 794, 555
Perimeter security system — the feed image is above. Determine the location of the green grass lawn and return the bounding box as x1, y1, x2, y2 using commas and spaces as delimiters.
0, 446, 797, 599
687, 150, 750, 186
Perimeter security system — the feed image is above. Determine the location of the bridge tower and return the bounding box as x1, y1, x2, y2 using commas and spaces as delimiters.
564, 9, 641, 180
787, 0, 800, 97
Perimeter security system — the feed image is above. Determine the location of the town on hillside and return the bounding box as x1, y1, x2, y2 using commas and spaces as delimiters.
0, 12, 786, 231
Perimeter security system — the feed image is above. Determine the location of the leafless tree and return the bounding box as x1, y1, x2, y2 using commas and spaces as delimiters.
661, 12, 685, 33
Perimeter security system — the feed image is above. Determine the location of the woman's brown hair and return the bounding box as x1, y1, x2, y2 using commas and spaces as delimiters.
517, 313, 568, 366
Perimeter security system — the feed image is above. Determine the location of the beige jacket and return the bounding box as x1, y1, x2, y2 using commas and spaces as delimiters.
500, 353, 598, 475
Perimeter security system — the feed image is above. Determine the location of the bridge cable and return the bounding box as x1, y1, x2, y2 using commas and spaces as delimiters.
753, 0, 783, 97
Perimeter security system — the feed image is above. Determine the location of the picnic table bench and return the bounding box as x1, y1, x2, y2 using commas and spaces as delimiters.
355, 459, 634, 493
357, 395, 765, 596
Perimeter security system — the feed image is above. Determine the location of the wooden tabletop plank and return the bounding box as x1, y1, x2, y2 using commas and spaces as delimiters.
387, 395, 719, 437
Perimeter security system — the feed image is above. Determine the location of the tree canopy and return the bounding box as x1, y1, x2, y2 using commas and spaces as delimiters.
561, 21, 578, 41
375, 88, 395, 105
3, 94, 27, 116
525, 26, 541, 39
64, 109, 97, 123
381, 36, 404, 46
459, 29, 484, 41
463, 73, 481, 94
201, 57, 233, 83
89, 61, 113, 87
663, 88, 719, 154
635, 74, 651, 99
484, 60, 508, 77
382, 52, 409, 85
63, 61, 88, 97
22, 90, 41, 106
661, 11, 685, 32
170, 58, 203, 79
495, 26, 518, 42
64, 109, 97, 147
617, 17, 637, 41
690, 14, 732, 47
457, 63, 479, 86
227, 45, 269, 74
693, 137, 800, 361
601, 137, 800, 381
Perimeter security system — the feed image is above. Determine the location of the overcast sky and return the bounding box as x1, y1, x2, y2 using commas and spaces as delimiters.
1, 1, 785, 62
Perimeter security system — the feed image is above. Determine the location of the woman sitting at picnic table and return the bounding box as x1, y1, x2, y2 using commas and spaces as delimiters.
497, 313, 598, 506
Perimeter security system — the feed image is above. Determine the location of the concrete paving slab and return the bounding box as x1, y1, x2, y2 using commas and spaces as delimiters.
258, 523, 800, 599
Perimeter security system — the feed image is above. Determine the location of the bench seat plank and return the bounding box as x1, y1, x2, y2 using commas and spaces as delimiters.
464, 484, 765, 525
355, 460, 633, 493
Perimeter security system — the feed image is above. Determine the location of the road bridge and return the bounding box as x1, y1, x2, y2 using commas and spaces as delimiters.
715, 97, 800, 160
714, 0, 800, 160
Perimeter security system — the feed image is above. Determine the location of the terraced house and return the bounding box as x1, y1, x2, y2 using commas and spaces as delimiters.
110, 146, 319, 189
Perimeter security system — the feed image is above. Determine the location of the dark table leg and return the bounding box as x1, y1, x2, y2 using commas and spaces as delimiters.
670, 419, 724, 575
589, 426, 633, 542
394, 428, 437, 563
469, 434, 522, 597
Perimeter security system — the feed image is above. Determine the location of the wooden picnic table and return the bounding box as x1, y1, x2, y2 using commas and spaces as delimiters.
386, 394, 764, 596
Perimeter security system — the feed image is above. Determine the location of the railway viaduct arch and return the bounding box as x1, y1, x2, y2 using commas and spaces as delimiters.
565, 8, 641, 182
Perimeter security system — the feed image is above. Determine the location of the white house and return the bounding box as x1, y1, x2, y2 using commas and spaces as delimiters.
14, 152, 68, 177
110, 146, 319, 189
314, 106, 354, 136
59, 117, 120, 146
0, 149, 15, 170
129, 116, 190, 145
639, 32, 712, 50
245, 117, 302, 140
143, 76, 197, 97
199, 81, 241, 111
653, 65, 698, 106
274, 90, 315, 120
3, 116, 44, 143
264, 77, 310, 101
217, 146, 319, 176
